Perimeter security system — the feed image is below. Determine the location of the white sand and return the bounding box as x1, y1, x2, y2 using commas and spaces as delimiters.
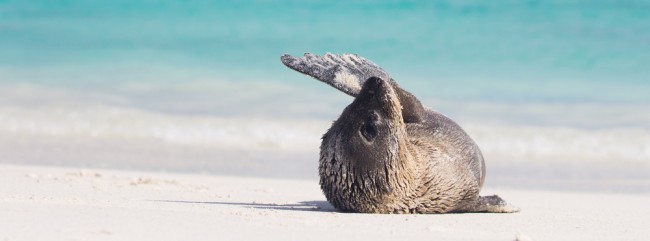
0, 164, 648, 241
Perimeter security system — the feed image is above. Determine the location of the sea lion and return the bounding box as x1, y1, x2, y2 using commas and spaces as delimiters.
281, 53, 519, 214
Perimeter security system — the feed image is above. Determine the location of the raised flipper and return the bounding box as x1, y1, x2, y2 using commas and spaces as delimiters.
455, 195, 521, 213
281, 53, 426, 123
280, 53, 393, 97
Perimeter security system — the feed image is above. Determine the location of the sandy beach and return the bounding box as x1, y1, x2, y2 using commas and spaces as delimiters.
2, 1, 649, 241
1, 164, 647, 241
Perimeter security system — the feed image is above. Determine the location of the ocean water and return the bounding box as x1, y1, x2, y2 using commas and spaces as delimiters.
1, 0, 649, 192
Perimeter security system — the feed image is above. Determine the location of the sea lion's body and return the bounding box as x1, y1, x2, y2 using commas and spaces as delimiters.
282, 53, 518, 214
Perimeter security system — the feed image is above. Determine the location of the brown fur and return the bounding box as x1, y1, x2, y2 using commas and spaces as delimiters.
318, 77, 518, 214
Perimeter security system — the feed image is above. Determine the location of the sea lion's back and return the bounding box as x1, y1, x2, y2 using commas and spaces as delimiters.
408, 109, 486, 189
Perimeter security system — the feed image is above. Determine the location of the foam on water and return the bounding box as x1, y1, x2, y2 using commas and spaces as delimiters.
1, 84, 648, 192
4, 102, 648, 166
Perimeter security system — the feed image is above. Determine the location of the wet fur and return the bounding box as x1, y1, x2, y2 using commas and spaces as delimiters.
282, 53, 519, 214
319, 80, 485, 213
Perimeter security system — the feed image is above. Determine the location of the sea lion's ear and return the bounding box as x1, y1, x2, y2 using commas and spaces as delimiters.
281, 53, 394, 97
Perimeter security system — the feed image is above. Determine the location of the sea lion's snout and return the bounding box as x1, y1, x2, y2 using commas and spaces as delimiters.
357, 77, 402, 121
362, 77, 390, 97
366, 76, 385, 88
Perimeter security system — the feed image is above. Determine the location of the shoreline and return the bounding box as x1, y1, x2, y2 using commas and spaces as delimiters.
1, 163, 648, 241
3, 161, 648, 194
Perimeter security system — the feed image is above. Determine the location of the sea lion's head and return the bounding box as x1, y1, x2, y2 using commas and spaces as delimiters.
320, 77, 413, 212
336, 77, 404, 170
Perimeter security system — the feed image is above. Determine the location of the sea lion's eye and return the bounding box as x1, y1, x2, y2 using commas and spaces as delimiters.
361, 122, 378, 141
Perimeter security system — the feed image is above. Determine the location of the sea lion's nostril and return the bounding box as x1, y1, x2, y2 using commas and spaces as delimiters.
367, 77, 383, 87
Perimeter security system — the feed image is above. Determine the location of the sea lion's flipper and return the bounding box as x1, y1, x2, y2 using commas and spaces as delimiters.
456, 195, 521, 213
280, 53, 393, 97
281, 53, 426, 123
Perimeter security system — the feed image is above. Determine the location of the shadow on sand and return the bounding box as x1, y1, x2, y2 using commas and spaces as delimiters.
151, 199, 338, 213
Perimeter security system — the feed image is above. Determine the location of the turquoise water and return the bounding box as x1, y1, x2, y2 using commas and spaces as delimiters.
1, 0, 649, 191
2, 0, 649, 103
